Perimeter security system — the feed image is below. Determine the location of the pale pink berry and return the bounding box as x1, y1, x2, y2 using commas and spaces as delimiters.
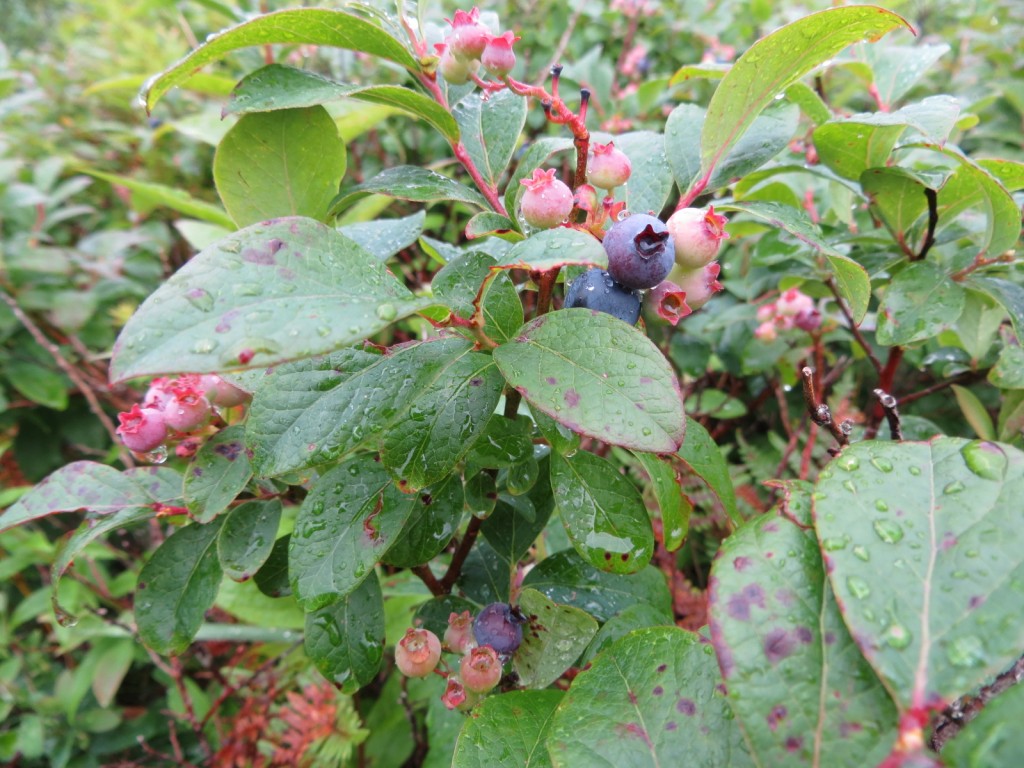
116, 404, 168, 453
444, 610, 476, 654
435, 42, 478, 85
669, 262, 723, 310
162, 383, 211, 432
793, 307, 822, 332
199, 374, 250, 407
586, 142, 632, 191
441, 677, 468, 710
755, 303, 775, 323
666, 206, 728, 270
395, 628, 441, 678
754, 321, 778, 341
776, 288, 814, 318
142, 377, 175, 410
446, 8, 492, 61
519, 168, 574, 229
460, 646, 502, 693
647, 280, 692, 326
480, 31, 518, 78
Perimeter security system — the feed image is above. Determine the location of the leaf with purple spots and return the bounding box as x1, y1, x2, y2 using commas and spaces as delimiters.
184, 425, 254, 523
547, 626, 754, 767
815, 437, 1024, 713
513, 588, 598, 689
550, 450, 655, 575
709, 513, 897, 766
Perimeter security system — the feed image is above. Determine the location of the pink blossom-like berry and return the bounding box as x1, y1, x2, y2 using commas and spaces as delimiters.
793, 307, 822, 332
199, 374, 250, 407
586, 141, 632, 191
162, 383, 211, 432
480, 31, 518, 78
460, 646, 502, 693
444, 610, 476, 654
776, 288, 814, 318
668, 262, 723, 310
116, 404, 168, 453
142, 377, 174, 410
446, 7, 492, 61
647, 280, 693, 326
435, 42, 479, 85
754, 321, 778, 341
519, 168, 574, 229
395, 628, 442, 678
666, 206, 728, 270
441, 677, 468, 710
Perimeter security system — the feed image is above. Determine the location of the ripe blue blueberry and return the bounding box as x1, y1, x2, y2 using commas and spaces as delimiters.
564, 268, 641, 325
603, 213, 675, 289
473, 602, 527, 655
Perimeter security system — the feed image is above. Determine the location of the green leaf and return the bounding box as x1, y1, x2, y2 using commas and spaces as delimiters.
547, 627, 755, 767
141, 8, 417, 113
213, 107, 345, 227
338, 211, 426, 262
860, 167, 932, 250
110, 217, 433, 382
466, 212, 518, 240
79, 169, 235, 229
814, 437, 1024, 711
513, 588, 598, 689
701, 6, 911, 178
481, 468, 555, 563
550, 451, 654, 574
136, 519, 224, 654
827, 252, 872, 325
330, 166, 489, 215
523, 550, 671, 622
580, 603, 673, 665
814, 121, 907, 181
876, 261, 966, 346
225, 64, 459, 142
934, 151, 1022, 258
480, 270, 523, 345
969, 277, 1024, 340
6, 360, 67, 409
465, 415, 535, 469
494, 309, 686, 453
989, 345, 1024, 390
677, 416, 739, 525
719, 200, 840, 256
498, 228, 606, 272
381, 350, 502, 490
414, 594, 478, 638
432, 251, 496, 320
863, 43, 950, 107
253, 534, 291, 597
633, 452, 691, 552
244, 338, 482, 477
217, 499, 282, 581
951, 384, 996, 441
609, 131, 674, 217
289, 456, 415, 609
452, 88, 527, 189
943, 681, 1024, 767
457, 538, 512, 605
452, 690, 563, 768
504, 137, 574, 227
664, 105, 704, 194
184, 425, 253, 523
305, 570, 385, 693
380, 475, 464, 568
708, 514, 897, 766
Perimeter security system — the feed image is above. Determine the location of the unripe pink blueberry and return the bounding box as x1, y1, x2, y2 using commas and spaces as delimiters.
446, 8, 492, 61
116, 404, 168, 453
162, 383, 211, 432
586, 141, 632, 191
519, 168, 573, 229
481, 31, 518, 78
435, 42, 479, 85
199, 374, 250, 408
754, 321, 778, 341
444, 610, 476, 654
442, 676, 469, 710
776, 287, 814, 318
647, 280, 693, 326
142, 377, 175, 410
395, 627, 442, 678
460, 645, 502, 693
666, 206, 728, 270
668, 262, 723, 310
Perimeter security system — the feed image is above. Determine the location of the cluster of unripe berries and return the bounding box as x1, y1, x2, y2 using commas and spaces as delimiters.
394, 602, 526, 710
115, 374, 250, 457
435, 8, 519, 84
753, 287, 822, 340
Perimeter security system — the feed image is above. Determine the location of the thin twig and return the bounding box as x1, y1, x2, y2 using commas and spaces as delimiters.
439, 516, 483, 592
914, 188, 938, 261
873, 388, 903, 441
825, 278, 883, 376
801, 366, 851, 451
412, 564, 445, 597
0, 290, 134, 467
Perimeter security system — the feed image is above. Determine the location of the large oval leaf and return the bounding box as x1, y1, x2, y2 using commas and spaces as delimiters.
109, 217, 434, 382
453, 690, 564, 768
814, 437, 1024, 712
493, 309, 685, 453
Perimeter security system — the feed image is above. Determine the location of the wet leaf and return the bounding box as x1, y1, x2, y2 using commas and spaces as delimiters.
337, 210, 426, 262
452, 690, 563, 768
329, 165, 489, 214
876, 262, 966, 346
633, 452, 691, 552
217, 499, 282, 581
814, 437, 1024, 712
380, 475, 464, 568
453, 88, 527, 189
184, 425, 254, 523
513, 588, 598, 689
676, 416, 738, 525
497, 228, 606, 272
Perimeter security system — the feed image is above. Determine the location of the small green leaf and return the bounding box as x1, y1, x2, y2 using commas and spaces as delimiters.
110, 217, 433, 382
989, 345, 1024, 390
814, 121, 907, 181
876, 262, 966, 346
184, 425, 253, 523
608, 131, 674, 217
253, 534, 291, 597
466, 212, 518, 240
514, 588, 598, 689
664, 104, 704, 194
863, 43, 950, 107
453, 88, 527, 189
702, 6, 911, 178
677, 416, 738, 525
969, 277, 1024, 339
6, 360, 67, 410
453, 690, 563, 768
330, 166, 489, 215
305, 570, 385, 693
498, 228, 606, 272
935, 151, 1022, 258
481, 468, 555, 563
860, 167, 932, 249
550, 451, 654, 574
547, 627, 755, 767
141, 8, 417, 113
479, 270, 523, 345
494, 309, 686, 453
457, 538, 512, 605
719, 200, 840, 256
338, 210, 426, 261
217, 499, 282, 581
634, 452, 691, 551
380, 475, 464, 568
214, 107, 345, 227
952, 384, 996, 441
827, 252, 872, 325
79, 169, 235, 229
136, 519, 224, 655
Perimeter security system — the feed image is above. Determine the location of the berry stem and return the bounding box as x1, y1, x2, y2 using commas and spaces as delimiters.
440, 516, 483, 592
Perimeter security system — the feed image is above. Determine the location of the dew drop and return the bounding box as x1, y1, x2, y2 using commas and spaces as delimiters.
847, 576, 871, 600
946, 635, 985, 668
943, 480, 965, 495
874, 499, 889, 512
853, 545, 870, 562
870, 457, 894, 473
838, 455, 860, 472
185, 287, 215, 312
961, 440, 1008, 481
873, 519, 904, 544
193, 339, 218, 354
822, 536, 849, 552
376, 303, 398, 321
883, 622, 912, 649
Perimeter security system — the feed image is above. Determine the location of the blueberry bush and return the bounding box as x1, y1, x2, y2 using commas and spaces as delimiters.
2, 0, 1023, 765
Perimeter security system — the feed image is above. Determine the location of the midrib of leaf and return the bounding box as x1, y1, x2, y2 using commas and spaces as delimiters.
911, 452, 938, 709
812, 577, 830, 767
305, 486, 385, 596
610, 654, 662, 768
523, 703, 560, 767
564, 456, 634, 544
172, 528, 219, 631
